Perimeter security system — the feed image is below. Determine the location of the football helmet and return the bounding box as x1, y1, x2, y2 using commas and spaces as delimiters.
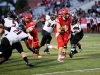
62, 8, 69, 15
58, 9, 63, 16
7, 10, 17, 19
72, 16, 78, 25
25, 13, 32, 19
58, 8, 70, 19
58, 8, 69, 15
25, 13, 33, 23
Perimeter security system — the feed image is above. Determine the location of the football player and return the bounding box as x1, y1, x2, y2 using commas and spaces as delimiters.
0, 11, 34, 67
24, 13, 42, 58
47, 8, 72, 62
0, 22, 34, 67
36, 13, 57, 54
69, 16, 84, 58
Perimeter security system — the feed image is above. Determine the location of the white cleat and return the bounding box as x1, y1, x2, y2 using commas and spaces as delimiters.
57, 58, 64, 62
37, 54, 42, 58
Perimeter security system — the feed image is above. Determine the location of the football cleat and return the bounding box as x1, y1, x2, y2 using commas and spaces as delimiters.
57, 58, 64, 62
61, 55, 66, 59
74, 50, 78, 54
36, 54, 42, 58
26, 62, 34, 67
32, 52, 42, 58
69, 50, 78, 58
69, 51, 74, 58
44, 47, 50, 54
61, 53, 66, 59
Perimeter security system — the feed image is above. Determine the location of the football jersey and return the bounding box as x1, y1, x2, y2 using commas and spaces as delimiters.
92, 18, 97, 25
96, 17, 100, 23
43, 15, 56, 33
4, 18, 19, 28
3, 27, 28, 45
56, 16, 72, 33
56, 16, 72, 27
86, 17, 91, 23
71, 23, 82, 33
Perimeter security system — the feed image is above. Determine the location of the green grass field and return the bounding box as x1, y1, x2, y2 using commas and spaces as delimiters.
0, 33, 100, 75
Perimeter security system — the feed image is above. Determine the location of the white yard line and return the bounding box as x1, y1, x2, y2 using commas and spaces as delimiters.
33, 68, 100, 75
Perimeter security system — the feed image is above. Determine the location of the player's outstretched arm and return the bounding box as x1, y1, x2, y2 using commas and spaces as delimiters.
24, 39, 34, 51
24, 39, 38, 54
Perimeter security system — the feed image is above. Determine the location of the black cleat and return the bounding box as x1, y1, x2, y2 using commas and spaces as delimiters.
69, 50, 78, 58
26, 62, 34, 67
69, 51, 74, 58
74, 50, 78, 54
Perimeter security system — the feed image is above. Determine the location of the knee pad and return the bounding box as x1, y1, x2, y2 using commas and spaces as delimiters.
64, 44, 67, 49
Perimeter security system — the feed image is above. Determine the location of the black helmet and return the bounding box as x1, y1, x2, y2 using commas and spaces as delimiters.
7, 10, 17, 19
72, 16, 78, 25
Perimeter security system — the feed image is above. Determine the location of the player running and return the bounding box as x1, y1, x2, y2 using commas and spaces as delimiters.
47, 8, 72, 62
24, 13, 42, 58
36, 13, 57, 54
69, 15, 84, 58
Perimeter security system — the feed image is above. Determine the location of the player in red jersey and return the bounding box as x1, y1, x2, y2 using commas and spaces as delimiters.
57, 8, 72, 58
24, 13, 42, 58
56, 8, 72, 61
47, 8, 72, 62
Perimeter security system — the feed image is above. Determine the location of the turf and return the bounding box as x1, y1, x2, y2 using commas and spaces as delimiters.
0, 33, 100, 75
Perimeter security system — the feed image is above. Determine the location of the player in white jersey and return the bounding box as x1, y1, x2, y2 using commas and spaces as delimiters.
3, 27, 28, 45
69, 16, 84, 58
85, 15, 92, 33
91, 16, 97, 33
96, 15, 100, 33
0, 16, 34, 67
4, 10, 19, 28
0, 26, 35, 66
36, 13, 57, 54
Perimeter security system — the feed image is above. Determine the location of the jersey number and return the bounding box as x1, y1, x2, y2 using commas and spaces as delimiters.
47, 22, 55, 28
12, 20, 16, 27
13, 29, 22, 35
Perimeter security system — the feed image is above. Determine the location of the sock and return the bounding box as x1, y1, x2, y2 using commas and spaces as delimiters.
71, 48, 75, 51
23, 57, 28, 63
46, 44, 50, 46
48, 45, 52, 49
58, 55, 62, 59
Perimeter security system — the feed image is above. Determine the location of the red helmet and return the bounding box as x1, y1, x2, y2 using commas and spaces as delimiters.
58, 8, 70, 19
62, 8, 69, 15
58, 8, 69, 16
25, 13, 32, 19
58, 9, 63, 15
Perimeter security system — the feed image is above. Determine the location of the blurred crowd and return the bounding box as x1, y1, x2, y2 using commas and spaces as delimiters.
0, 0, 100, 33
